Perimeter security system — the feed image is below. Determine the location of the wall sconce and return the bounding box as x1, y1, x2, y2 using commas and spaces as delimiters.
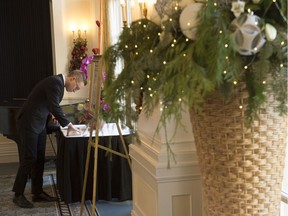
120, 0, 127, 27
70, 23, 87, 44
72, 29, 87, 44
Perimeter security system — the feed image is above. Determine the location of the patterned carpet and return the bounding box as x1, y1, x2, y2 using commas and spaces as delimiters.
0, 172, 98, 216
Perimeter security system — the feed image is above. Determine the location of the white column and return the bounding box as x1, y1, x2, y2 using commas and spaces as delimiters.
129, 106, 202, 216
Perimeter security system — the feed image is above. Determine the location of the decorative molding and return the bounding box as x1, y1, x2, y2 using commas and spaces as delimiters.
130, 106, 202, 216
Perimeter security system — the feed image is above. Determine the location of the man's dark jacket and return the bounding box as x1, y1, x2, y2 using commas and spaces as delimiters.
17, 74, 70, 134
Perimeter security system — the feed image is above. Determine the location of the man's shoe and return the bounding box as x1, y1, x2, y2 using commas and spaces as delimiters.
32, 191, 58, 202
13, 195, 34, 208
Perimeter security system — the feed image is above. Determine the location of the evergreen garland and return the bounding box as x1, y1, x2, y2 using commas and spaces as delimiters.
103, 0, 287, 131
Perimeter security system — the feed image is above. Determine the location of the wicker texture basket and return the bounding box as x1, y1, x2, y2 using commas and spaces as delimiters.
189, 82, 287, 216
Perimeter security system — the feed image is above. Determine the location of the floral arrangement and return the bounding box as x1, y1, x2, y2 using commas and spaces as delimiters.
69, 36, 88, 71
76, 96, 113, 125
77, 100, 93, 124
103, 0, 287, 129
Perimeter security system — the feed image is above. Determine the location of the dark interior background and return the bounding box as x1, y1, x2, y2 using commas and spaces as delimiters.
0, 0, 53, 105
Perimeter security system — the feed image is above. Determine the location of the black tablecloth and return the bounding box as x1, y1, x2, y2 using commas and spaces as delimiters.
56, 131, 132, 204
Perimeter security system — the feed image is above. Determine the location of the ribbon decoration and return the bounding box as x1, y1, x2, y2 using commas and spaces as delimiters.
80, 55, 94, 79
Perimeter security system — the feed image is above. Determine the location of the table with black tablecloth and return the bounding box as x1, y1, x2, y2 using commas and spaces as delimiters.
56, 123, 132, 204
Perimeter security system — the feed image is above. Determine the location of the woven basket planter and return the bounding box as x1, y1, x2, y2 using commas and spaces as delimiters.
189, 82, 287, 216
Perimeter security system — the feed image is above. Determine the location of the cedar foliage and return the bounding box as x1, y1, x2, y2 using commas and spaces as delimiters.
103, 0, 287, 130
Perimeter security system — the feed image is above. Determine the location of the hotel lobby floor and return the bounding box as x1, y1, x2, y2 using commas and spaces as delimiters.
0, 160, 132, 216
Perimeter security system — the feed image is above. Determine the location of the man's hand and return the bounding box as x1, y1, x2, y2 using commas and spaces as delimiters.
67, 123, 82, 136
51, 114, 59, 126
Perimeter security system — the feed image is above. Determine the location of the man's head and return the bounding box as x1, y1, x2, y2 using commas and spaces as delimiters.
65, 70, 88, 92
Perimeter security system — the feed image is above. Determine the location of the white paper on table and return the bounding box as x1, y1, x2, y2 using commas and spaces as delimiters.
61, 123, 131, 138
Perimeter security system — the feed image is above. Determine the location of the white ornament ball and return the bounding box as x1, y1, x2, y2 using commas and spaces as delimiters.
265, 23, 277, 41
179, 3, 203, 40
230, 13, 266, 56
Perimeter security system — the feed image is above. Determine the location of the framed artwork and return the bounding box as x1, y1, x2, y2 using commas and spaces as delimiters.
88, 55, 103, 113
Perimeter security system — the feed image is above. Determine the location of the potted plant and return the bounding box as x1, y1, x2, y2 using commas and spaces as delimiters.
102, 0, 287, 215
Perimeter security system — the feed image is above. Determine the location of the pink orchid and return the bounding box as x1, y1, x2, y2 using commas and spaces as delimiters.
80, 55, 94, 79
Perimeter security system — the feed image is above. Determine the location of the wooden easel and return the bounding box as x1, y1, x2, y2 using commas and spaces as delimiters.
80, 55, 131, 216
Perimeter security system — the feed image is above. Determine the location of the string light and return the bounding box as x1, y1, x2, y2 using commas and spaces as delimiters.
125, 45, 128, 48
147, 36, 150, 40
225, 44, 228, 48
140, 87, 143, 90
150, 93, 153, 97
143, 24, 147, 28
150, 49, 153, 53
173, 39, 177, 43
281, 41, 285, 46
183, 53, 186, 57
135, 44, 138, 48
174, 2, 179, 11
239, 105, 243, 109
138, 21, 141, 25
280, 64, 283, 67
160, 107, 163, 111
148, 87, 152, 91
223, 70, 227, 74
135, 52, 139, 55
131, 80, 134, 84
247, 8, 251, 13
158, 32, 161, 36
171, 44, 175, 47
163, 61, 167, 64
262, 80, 266, 84
225, 56, 229, 60
219, 30, 223, 34
147, 75, 150, 78
214, 2, 217, 6
178, 98, 182, 102
169, 18, 173, 22
233, 81, 237, 85
244, 65, 248, 69
185, 38, 189, 42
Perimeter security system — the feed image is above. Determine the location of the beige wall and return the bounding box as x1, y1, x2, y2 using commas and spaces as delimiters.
52, 0, 100, 100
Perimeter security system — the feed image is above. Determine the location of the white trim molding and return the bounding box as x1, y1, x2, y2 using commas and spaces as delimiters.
130, 107, 203, 216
